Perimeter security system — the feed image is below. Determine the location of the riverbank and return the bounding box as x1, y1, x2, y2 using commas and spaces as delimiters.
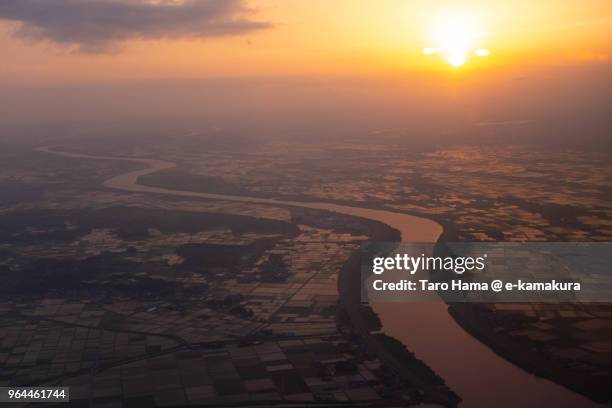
447, 303, 610, 403
434, 232, 609, 405
336, 218, 460, 406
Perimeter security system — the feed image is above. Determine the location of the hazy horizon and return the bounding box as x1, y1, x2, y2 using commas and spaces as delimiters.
1, 0, 610, 149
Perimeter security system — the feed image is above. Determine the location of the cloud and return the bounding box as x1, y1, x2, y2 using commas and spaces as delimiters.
0, 0, 271, 52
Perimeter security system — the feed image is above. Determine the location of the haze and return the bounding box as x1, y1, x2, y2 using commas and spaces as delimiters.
0, 0, 610, 148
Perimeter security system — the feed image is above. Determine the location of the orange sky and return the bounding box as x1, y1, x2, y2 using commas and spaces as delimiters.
0, 0, 610, 85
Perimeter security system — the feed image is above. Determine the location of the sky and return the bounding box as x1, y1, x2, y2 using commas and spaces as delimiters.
0, 0, 610, 82
0, 0, 610, 145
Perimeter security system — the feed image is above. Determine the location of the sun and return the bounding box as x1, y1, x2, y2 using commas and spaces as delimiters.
423, 9, 490, 67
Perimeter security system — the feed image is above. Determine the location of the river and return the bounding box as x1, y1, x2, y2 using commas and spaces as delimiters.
38, 147, 601, 407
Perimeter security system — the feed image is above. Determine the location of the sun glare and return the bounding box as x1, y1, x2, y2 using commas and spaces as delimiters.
423, 9, 490, 67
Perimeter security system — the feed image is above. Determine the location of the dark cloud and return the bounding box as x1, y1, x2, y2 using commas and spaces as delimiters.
0, 0, 271, 52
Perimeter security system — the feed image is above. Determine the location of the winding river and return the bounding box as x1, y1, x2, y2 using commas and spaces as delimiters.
38, 147, 601, 407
